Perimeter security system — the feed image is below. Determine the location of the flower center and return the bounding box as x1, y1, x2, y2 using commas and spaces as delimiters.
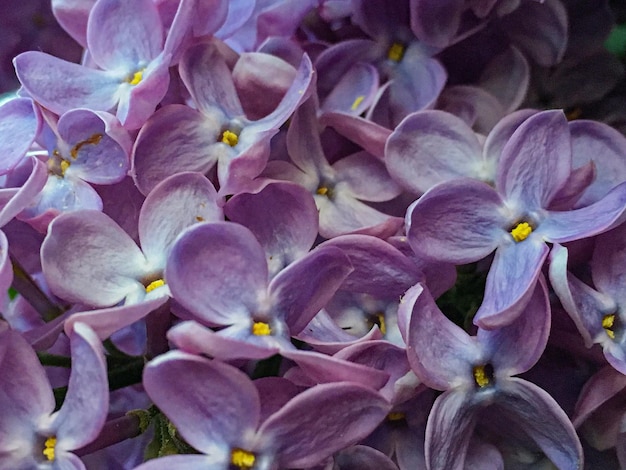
387, 411, 405, 422
145, 279, 165, 293
252, 321, 271, 336
387, 42, 405, 62
43, 436, 56, 461
510, 221, 533, 242
231, 448, 255, 469
70, 133, 103, 159
221, 130, 239, 147
367, 312, 386, 335
603, 313, 618, 339
126, 69, 144, 86
472, 364, 494, 388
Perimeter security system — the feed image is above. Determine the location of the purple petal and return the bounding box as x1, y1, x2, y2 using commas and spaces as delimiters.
496, 109, 571, 211
259, 382, 391, 468
52, 0, 96, 47
573, 366, 626, 428
410, 0, 464, 47
41, 210, 149, 307
131, 105, 220, 195
406, 178, 507, 264
0, 156, 48, 227
482, 109, 538, 166
334, 151, 402, 202
436, 85, 504, 135
478, 45, 529, 113
52, 322, 108, 450
538, 182, 626, 243
134, 454, 227, 470
494, 378, 583, 469
321, 63, 379, 116
86, 0, 163, 71
165, 222, 268, 325
225, 181, 317, 275
402, 284, 482, 390
386, 110, 484, 194
321, 112, 391, 160
425, 389, 477, 470
478, 278, 550, 375
14, 52, 121, 116
474, 240, 548, 329
139, 172, 222, 268
179, 42, 244, 117
0, 98, 41, 174
270, 246, 352, 334
143, 351, 260, 454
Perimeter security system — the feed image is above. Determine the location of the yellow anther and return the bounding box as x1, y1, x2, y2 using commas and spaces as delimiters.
70, 134, 103, 159
473, 365, 490, 388
374, 313, 386, 335
510, 222, 532, 242
351, 95, 365, 111
387, 42, 405, 62
603, 313, 616, 339
60, 160, 70, 175
43, 436, 57, 461
195, 216, 205, 222
252, 321, 271, 336
387, 412, 405, 421
127, 70, 144, 86
316, 186, 329, 196
145, 279, 165, 293
231, 448, 255, 469
221, 130, 239, 147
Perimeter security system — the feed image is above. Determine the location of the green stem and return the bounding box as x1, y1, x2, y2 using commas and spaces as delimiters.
37, 352, 72, 368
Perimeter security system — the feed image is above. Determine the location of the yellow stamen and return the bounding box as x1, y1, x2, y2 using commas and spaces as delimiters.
252, 321, 271, 336
374, 313, 386, 335
387, 412, 405, 421
221, 130, 239, 147
195, 216, 205, 222
70, 133, 103, 159
60, 160, 70, 175
43, 436, 56, 461
145, 279, 165, 293
316, 186, 329, 196
603, 313, 616, 339
387, 42, 405, 62
127, 70, 144, 86
351, 95, 365, 111
510, 222, 532, 242
231, 448, 255, 469
473, 365, 490, 388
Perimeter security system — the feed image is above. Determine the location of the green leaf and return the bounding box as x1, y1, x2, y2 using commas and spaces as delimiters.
605, 24, 626, 58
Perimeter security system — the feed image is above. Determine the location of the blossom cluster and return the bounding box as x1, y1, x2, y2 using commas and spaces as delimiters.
1, 0, 626, 469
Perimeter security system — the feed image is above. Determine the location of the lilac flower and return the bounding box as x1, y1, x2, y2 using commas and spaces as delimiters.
0, 322, 108, 469
131, 41, 313, 195
549, 222, 626, 375
406, 110, 626, 328
136, 350, 391, 469
399, 281, 583, 470
15, 0, 197, 129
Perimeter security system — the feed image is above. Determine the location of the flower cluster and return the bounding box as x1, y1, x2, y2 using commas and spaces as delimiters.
1, 0, 626, 469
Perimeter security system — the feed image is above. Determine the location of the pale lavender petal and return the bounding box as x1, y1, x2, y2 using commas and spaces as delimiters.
179, 42, 244, 117
321, 113, 391, 160
474, 239, 548, 329
259, 382, 391, 468
425, 389, 477, 470
214, 0, 256, 38
0, 156, 48, 227
386, 110, 484, 194
131, 105, 220, 195
134, 454, 227, 470
165, 222, 268, 325
321, 63, 378, 116
63, 297, 169, 341
494, 378, 583, 470
139, 172, 222, 268
14, 52, 121, 115
286, 96, 327, 174
436, 85, 504, 135
570, 119, 626, 207
496, 109, 570, 211
53, 323, 107, 450
402, 284, 482, 390
319, 234, 422, 299
57, 109, 130, 184
334, 151, 402, 202
143, 351, 260, 454
591, 223, 626, 299
225, 181, 318, 276
406, 178, 507, 264
86, 0, 163, 71
0, 97, 40, 174
270, 246, 352, 334
482, 109, 538, 166
537, 182, 626, 243
478, 278, 550, 375
41, 210, 149, 307
52, 0, 96, 47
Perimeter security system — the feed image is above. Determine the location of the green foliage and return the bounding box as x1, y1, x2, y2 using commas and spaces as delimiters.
436, 264, 488, 331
